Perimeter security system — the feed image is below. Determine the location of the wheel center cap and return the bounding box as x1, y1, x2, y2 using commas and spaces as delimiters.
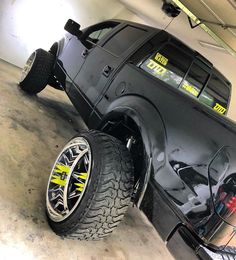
61, 173, 67, 180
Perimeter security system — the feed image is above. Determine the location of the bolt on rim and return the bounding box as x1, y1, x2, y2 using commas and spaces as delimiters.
20, 51, 36, 82
46, 137, 92, 222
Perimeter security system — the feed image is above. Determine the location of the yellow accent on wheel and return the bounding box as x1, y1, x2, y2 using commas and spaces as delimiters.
50, 175, 66, 186
54, 164, 70, 175
74, 181, 86, 192
75, 183, 85, 187
75, 182, 84, 192
76, 187, 83, 192
78, 172, 88, 180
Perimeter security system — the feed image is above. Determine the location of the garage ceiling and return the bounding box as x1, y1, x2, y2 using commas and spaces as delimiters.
172, 0, 236, 56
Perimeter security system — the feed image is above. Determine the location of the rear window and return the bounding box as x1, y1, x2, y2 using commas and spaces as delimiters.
199, 75, 230, 115
140, 44, 192, 88
139, 41, 230, 115
179, 62, 209, 98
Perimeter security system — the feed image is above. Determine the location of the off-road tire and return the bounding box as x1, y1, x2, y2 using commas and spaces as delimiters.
19, 48, 54, 94
218, 246, 236, 259
46, 130, 134, 240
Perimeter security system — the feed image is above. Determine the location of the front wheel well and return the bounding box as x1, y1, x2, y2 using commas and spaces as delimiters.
49, 42, 59, 56
99, 115, 149, 203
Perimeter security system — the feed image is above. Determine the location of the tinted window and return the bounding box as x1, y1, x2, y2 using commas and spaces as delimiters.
103, 26, 147, 56
84, 22, 118, 48
88, 27, 113, 43
180, 62, 209, 97
199, 74, 230, 115
140, 44, 192, 88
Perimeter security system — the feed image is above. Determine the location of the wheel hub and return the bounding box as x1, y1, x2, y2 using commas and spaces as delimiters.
20, 51, 36, 82
46, 137, 92, 222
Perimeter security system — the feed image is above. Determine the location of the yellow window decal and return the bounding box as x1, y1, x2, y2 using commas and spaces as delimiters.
154, 53, 168, 66
146, 59, 167, 76
213, 103, 226, 114
181, 82, 199, 97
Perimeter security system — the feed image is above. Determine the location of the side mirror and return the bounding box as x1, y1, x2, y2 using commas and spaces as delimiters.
64, 19, 82, 38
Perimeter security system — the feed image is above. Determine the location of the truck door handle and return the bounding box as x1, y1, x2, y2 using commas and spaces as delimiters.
102, 65, 113, 77
81, 49, 88, 58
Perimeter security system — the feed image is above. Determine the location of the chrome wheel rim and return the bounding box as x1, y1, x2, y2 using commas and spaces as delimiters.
20, 52, 36, 82
46, 137, 92, 222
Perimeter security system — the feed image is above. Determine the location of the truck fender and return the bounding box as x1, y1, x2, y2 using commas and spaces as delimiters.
49, 37, 67, 59
102, 95, 167, 204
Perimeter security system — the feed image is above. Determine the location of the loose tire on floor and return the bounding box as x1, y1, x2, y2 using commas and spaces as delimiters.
46, 130, 134, 240
19, 48, 54, 94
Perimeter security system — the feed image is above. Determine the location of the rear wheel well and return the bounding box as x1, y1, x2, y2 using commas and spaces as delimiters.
99, 115, 148, 201
48, 42, 63, 90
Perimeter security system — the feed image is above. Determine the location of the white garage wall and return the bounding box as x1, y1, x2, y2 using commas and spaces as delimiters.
0, 0, 143, 68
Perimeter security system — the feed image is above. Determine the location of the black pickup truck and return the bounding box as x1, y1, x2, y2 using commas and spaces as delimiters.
19, 19, 236, 259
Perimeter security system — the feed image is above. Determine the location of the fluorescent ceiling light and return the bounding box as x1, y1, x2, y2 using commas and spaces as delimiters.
198, 41, 229, 53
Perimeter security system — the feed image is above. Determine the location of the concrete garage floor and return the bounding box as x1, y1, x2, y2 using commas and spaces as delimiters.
0, 59, 174, 260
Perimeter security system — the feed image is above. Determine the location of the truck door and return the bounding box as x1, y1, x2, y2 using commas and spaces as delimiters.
73, 23, 151, 123
57, 33, 87, 92
56, 20, 119, 93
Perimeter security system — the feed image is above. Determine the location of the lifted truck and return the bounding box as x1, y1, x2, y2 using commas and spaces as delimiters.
19, 19, 236, 259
